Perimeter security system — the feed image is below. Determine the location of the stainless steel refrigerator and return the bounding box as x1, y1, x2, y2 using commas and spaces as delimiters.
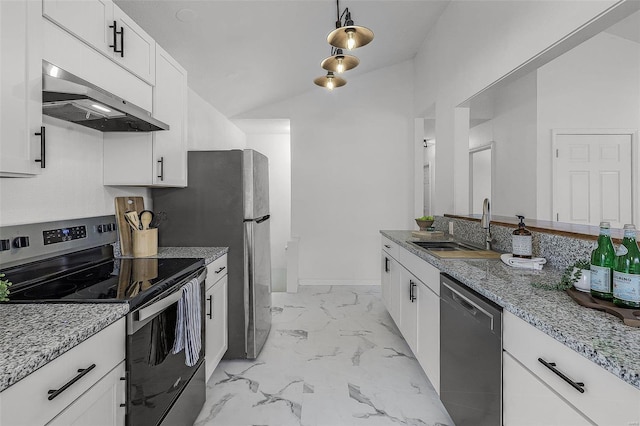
152, 150, 272, 359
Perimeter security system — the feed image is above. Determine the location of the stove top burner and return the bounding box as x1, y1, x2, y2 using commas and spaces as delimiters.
2, 248, 204, 310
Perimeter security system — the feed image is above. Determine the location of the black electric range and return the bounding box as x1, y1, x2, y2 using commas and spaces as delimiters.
3, 245, 203, 310
0, 215, 208, 426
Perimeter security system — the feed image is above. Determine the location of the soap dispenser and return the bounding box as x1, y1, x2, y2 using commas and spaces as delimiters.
512, 215, 532, 258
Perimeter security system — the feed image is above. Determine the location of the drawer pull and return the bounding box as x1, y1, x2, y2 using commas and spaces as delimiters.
48, 364, 96, 400
538, 358, 585, 393
215, 266, 226, 274
384, 244, 391, 249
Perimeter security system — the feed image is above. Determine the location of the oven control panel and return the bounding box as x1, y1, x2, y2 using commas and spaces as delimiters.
43, 225, 87, 245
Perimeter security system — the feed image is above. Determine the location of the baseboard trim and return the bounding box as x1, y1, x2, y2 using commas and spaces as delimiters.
298, 280, 381, 286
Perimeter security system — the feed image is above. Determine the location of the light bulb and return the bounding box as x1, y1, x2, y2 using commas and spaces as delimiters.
346, 31, 356, 50
336, 57, 345, 74
326, 77, 335, 91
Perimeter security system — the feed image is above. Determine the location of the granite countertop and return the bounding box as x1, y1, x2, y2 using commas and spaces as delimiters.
128, 246, 228, 265
381, 230, 640, 391
0, 247, 226, 393
157, 246, 227, 265
0, 303, 129, 392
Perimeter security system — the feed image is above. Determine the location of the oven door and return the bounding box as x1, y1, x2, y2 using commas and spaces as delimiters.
126, 268, 206, 426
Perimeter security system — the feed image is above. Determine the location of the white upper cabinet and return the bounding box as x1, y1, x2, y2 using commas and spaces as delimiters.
152, 45, 187, 186
103, 46, 187, 187
43, 0, 155, 84
0, 0, 43, 177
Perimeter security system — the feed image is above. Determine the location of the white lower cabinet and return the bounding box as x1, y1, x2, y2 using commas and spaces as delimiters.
503, 352, 591, 426
47, 361, 126, 426
381, 249, 401, 326
399, 266, 418, 353
381, 237, 440, 392
503, 311, 640, 426
416, 281, 440, 394
205, 255, 229, 382
0, 318, 125, 426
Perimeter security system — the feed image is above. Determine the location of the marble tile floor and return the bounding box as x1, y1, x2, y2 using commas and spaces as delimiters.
194, 285, 454, 426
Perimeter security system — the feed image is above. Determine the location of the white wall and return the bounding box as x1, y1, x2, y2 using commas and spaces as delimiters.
188, 88, 246, 151
244, 131, 291, 292
413, 0, 618, 216
536, 31, 640, 220
239, 61, 415, 284
0, 117, 148, 226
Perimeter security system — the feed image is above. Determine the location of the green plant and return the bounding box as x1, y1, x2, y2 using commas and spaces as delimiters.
532, 259, 590, 291
416, 215, 434, 221
0, 273, 11, 302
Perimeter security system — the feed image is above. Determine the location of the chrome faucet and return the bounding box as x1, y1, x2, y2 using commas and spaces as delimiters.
481, 198, 492, 250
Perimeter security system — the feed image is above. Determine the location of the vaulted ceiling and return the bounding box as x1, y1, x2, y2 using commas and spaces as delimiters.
115, 1, 450, 118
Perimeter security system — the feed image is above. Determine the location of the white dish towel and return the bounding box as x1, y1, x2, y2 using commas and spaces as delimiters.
172, 278, 202, 367
500, 253, 547, 271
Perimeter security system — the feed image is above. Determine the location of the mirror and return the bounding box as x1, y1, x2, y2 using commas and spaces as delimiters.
464, 8, 640, 229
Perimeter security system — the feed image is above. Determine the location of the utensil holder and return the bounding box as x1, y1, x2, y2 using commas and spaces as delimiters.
132, 228, 158, 257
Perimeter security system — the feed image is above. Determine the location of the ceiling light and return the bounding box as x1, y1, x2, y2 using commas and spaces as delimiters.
313, 72, 346, 91
327, 1, 374, 51
321, 48, 359, 74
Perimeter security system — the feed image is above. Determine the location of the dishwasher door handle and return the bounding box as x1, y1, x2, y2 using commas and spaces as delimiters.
443, 283, 495, 330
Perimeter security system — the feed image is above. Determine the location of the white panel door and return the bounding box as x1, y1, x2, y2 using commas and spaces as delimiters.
553, 132, 632, 228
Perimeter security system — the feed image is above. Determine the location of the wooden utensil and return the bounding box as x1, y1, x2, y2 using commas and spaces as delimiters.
125, 211, 142, 230
115, 197, 144, 256
139, 210, 153, 230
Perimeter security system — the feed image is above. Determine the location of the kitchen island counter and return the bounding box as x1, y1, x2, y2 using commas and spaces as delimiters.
381, 230, 640, 390
0, 303, 129, 392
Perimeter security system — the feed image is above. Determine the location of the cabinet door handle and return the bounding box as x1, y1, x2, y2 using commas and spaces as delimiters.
47, 364, 96, 400
34, 126, 45, 168
384, 257, 389, 272
109, 21, 124, 57
215, 266, 226, 274
157, 157, 164, 181
409, 280, 417, 302
207, 295, 213, 319
538, 358, 585, 393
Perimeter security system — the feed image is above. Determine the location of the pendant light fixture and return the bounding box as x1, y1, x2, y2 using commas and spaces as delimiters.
321, 48, 359, 74
313, 72, 346, 90
327, 0, 374, 51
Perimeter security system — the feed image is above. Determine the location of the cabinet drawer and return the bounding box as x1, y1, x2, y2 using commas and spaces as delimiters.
0, 318, 125, 426
206, 254, 228, 291
398, 245, 440, 295
503, 312, 640, 425
381, 236, 399, 259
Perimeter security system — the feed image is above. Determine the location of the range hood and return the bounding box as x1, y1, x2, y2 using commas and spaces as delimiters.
42, 61, 169, 132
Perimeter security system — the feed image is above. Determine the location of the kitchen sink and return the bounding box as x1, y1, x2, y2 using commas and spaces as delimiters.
409, 240, 481, 251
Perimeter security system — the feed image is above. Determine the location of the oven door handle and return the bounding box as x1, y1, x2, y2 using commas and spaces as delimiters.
137, 269, 206, 323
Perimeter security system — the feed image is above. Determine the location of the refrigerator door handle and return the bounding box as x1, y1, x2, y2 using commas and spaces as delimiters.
256, 215, 270, 224
244, 214, 271, 224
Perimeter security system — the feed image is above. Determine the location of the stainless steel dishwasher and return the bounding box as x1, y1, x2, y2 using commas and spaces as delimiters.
440, 274, 502, 426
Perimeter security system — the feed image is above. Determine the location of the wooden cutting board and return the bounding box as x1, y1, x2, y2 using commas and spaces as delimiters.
114, 196, 144, 256
411, 230, 445, 239
567, 288, 640, 327
433, 250, 502, 259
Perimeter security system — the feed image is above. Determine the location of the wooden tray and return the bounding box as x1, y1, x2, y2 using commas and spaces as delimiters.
411, 230, 445, 239
566, 288, 640, 327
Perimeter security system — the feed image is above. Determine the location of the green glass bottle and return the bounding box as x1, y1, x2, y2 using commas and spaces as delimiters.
590, 222, 616, 300
613, 224, 640, 308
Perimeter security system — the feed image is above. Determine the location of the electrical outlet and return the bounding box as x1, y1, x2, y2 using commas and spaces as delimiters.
448, 222, 454, 235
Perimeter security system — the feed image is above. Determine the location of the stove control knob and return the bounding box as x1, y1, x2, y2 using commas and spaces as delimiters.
109, 223, 116, 231
13, 236, 29, 248
97, 225, 104, 233
0, 239, 10, 251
